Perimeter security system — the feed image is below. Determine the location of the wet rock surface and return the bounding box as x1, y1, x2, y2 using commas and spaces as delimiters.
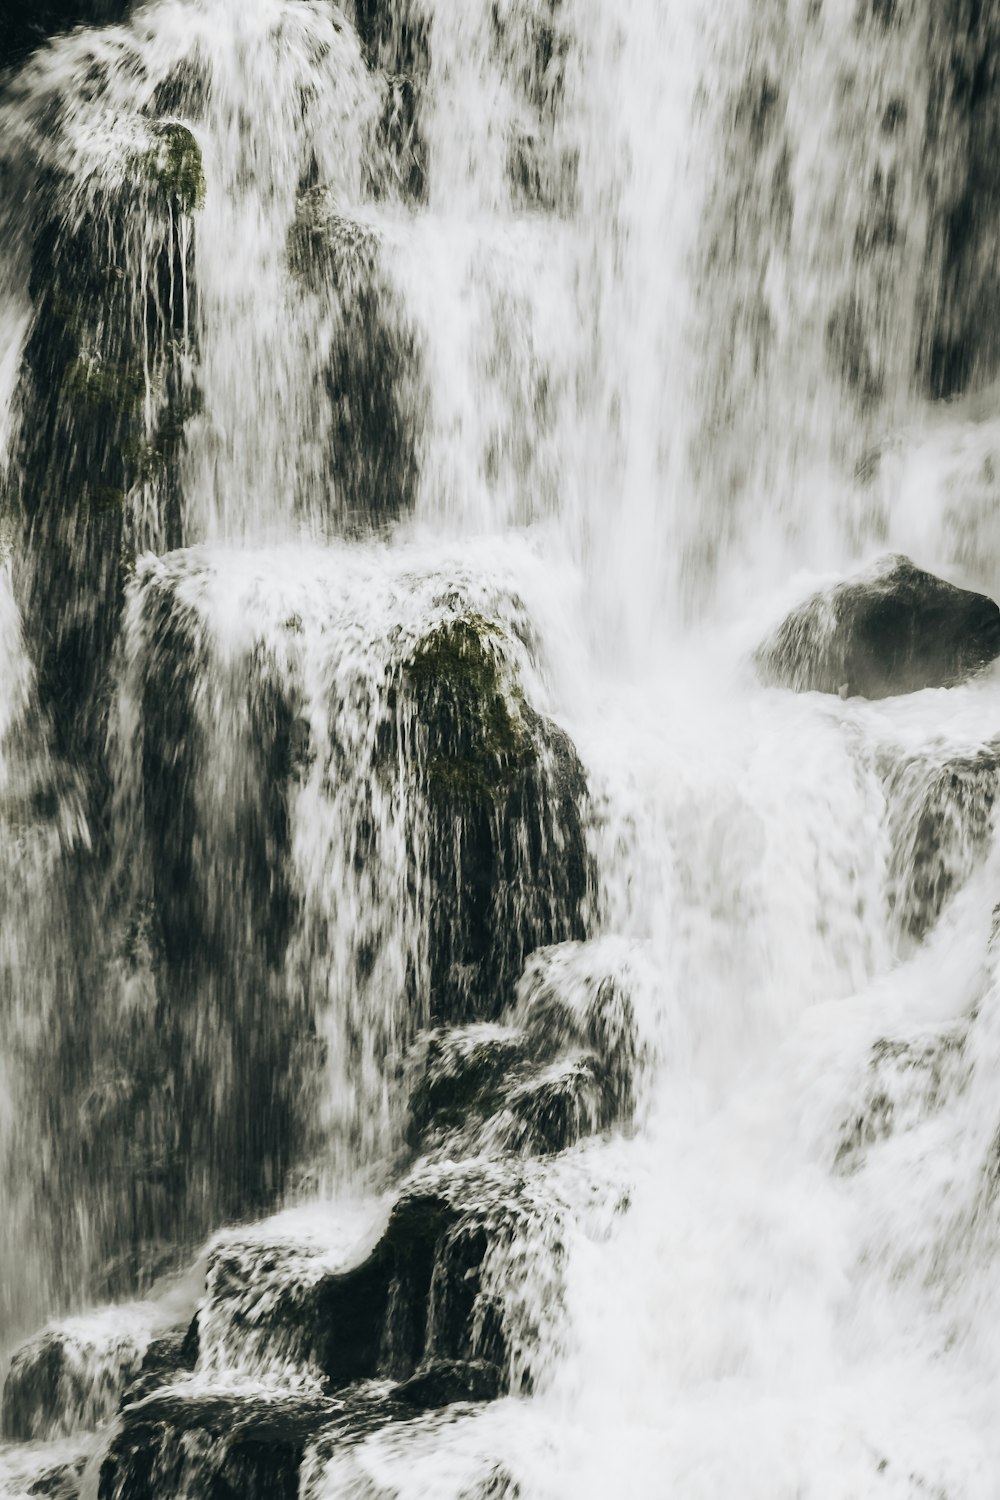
11, 120, 200, 771
882, 741, 1000, 942
399, 615, 594, 1023
756, 554, 1000, 699
99, 1389, 343, 1500
835, 1025, 968, 1174
406, 938, 645, 1157
288, 189, 427, 531
0, 3, 133, 75
2, 1308, 165, 1443
194, 1160, 571, 1399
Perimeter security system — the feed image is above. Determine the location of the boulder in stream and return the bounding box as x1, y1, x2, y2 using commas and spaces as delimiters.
756, 555, 1000, 698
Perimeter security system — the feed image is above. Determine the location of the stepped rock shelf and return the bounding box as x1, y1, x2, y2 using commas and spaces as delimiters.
1, 930, 638, 1497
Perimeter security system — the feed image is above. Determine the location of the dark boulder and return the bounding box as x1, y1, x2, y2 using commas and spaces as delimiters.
405, 940, 645, 1158
84, 555, 309, 1264
406, 1024, 530, 1143
498, 1054, 609, 1156
117, 1323, 199, 1410
756, 555, 1000, 698
11, 120, 201, 773
100, 1374, 503, 1500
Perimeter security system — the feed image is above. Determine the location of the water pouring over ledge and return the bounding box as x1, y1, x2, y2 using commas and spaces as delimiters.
4, 0, 1000, 1495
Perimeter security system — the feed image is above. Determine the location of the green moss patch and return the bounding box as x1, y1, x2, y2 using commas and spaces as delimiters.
403, 615, 532, 806
143, 123, 206, 213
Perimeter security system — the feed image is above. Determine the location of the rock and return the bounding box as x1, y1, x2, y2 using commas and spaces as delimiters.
394, 1359, 502, 1408
460, 1468, 522, 1500
143, 122, 205, 215
369, 71, 427, 203
102, 1379, 512, 1500
498, 1054, 609, 1156
24, 1457, 87, 1499
406, 940, 647, 1158
756, 555, 1000, 698
882, 742, 999, 942
12, 116, 200, 770
399, 613, 593, 1022
353, 0, 430, 81
922, 2, 1000, 396
196, 1214, 383, 1390
513, 940, 643, 1120
195, 1158, 571, 1399
491, 0, 577, 214
98, 553, 593, 1260
0, 1440, 91, 1500
2, 1304, 163, 1441
101, 560, 306, 1255
835, 1026, 967, 1174
407, 1024, 530, 1143
98, 1389, 343, 1500
117, 1323, 199, 1409
288, 189, 426, 530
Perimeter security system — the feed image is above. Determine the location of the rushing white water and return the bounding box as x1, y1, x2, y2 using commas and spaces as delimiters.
3, 0, 1000, 1495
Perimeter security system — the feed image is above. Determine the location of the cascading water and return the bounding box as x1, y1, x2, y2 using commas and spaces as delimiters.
4, 0, 1000, 1495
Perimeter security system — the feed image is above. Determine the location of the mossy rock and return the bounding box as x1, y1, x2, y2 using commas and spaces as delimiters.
142, 123, 206, 214
394, 611, 593, 1023
404, 615, 533, 807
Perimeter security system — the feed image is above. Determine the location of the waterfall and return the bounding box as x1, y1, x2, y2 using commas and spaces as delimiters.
3, 0, 1000, 1495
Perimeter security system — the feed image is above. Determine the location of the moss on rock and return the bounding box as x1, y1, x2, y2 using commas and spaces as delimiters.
393, 609, 593, 1024
142, 123, 206, 214
404, 615, 532, 807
